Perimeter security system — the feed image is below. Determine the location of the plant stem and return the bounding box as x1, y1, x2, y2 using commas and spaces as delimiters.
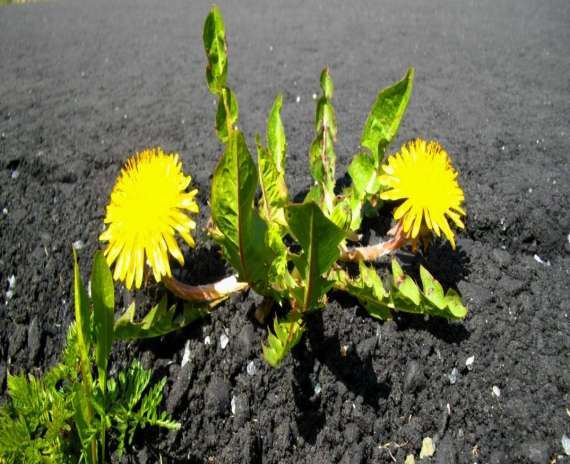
340, 220, 406, 262
162, 274, 248, 302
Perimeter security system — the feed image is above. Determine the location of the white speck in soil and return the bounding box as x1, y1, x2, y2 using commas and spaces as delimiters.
72, 240, 84, 251
220, 333, 229, 350
561, 434, 570, 456
312, 93, 317, 100
204, 335, 211, 345
501, 145, 506, 151
269, 45, 273, 51
7, 275, 16, 290
567, 233, 570, 245
448, 367, 459, 385
528, 188, 533, 193
466, 356, 475, 370
295, 95, 301, 103
492, 385, 501, 397
231, 395, 236, 415
314, 383, 322, 395
11, 170, 19, 180
123, 114, 127, 119
246, 360, 256, 376
5, 290, 14, 301
2, 208, 7, 215
181, 340, 191, 367
533, 254, 550, 266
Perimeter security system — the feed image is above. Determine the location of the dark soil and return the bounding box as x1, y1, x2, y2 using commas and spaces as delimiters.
1, 0, 570, 462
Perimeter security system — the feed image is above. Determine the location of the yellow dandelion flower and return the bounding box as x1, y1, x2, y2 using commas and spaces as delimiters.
99, 148, 199, 289
379, 139, 465, 249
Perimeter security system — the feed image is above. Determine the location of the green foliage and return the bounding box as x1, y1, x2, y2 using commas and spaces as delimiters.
114, 296, 215, 340
200, 6, 467, 368
0, 254, 178, 463
210, 130, 275, 291
261, 317, 305, 368
334, 259, 467, 321
286, 202, 345, 311
361, 67, 414, 163
308, 67, 337, 215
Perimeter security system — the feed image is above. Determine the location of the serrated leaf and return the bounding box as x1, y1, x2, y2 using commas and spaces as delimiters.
91, 251, 114, 390
266, 94, 286, 173
286, 202, 345, 310
419, 266, 467, 319
334, 259, 468, 321
215, 87, 239, 142
391, 259, 421, 306
257, 137, 288, 227
332, 264, 392, 320
203, 5, 228, 94
113, 297, 217, 340
262, 316, 305, 368
211, 130, 274, 288
309, 68, 337, 214
361, 67, 414, 162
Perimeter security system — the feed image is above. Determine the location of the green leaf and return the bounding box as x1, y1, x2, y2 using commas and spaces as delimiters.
348, 152, 381, 199
257, 136, 288, 227
215, 87, 239, 142
320, 67, 334, 100
286, 202, 345, 310
309, 68, 337, 214
72, 249, 92, 387
262, 316, 305, 368
203, 5, 228, 94
211, 130, 274, 288
266, 94, 286, 173
113, 296, 218, 340
419, 266, 468, 319
333, 259, 468, 321
391, 259, 421, 306
333, 263, 393, 320
361, 67, 414, 163
91, 251, 114, 390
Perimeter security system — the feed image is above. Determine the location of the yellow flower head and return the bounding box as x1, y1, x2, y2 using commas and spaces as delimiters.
379, 139, 465, 249
99, 148, 199, 289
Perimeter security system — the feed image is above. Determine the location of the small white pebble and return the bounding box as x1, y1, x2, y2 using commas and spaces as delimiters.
528, 188, 533, 193
220, 333, 229, 350
7, 275, 16, 290
448, 367, 459, 385
567, 233, 570, 245
11, 170, 19, 180
562, 434, 570, 455
500, 145, 506, 151
72, 240, 84, 251
553, 180, 557, 185
2, 208, 7, 215
246, 360, 256, 376
269, 45, 273, 51
314, 383, 322, 395
204, 335, 211, 345
312, 93, 317, 100
231, 396, 236, 415
533, 254, 551, 266
123, 114, 128, 119
295, 95, 301, 103
492, 385, 501, 397
181, 340, 191, 367
465, 356, 475, 370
